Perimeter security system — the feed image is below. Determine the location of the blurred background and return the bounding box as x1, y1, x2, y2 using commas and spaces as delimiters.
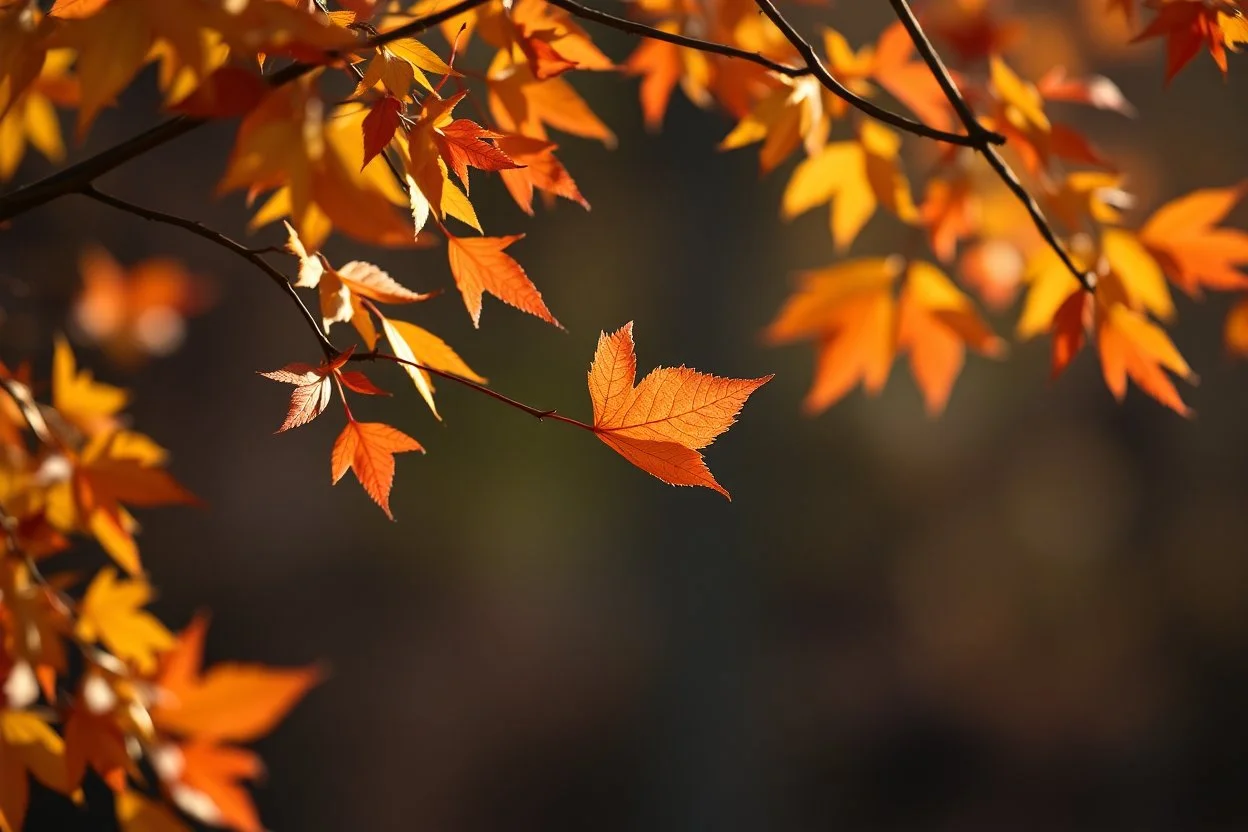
5, 0, 1248, 828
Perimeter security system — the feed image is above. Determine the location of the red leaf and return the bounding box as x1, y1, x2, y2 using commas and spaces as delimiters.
170, 67, 268, 119
337, 369, 390, 396
361, 95, 403, 171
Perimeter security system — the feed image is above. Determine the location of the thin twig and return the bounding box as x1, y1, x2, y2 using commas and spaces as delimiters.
884, 0, 1095, 291
351, 350, 595, 431
77, 186, 337, 356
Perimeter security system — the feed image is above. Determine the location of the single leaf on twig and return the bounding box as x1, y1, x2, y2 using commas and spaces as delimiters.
587, 322, 770, 499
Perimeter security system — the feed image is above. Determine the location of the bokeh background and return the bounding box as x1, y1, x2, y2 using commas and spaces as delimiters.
5, 0, 1248, 828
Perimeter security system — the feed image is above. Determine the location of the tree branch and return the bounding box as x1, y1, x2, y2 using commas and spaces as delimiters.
884, 0, 1096, 292
76, 186, 336, 356
546, 0, 991, 147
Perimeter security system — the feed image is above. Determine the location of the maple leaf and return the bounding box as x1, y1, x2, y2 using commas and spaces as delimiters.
897, 260, 1006, 413
1096, 299, 1196, 415
258, 348, 354, 432
75, 567, 174, 674
403, 89, 520, 216
782, 120, 918, 251
150, 616, 319, 832
445, 232, 560, 328
765, 258, 899, 413
51, 334, 127, 440
766, 257, 1001, 413
624, 24, 714, 130
1132, 0, 1248, 82
1137, 182, 1248, 295
494, 134, 589, 215
719, 73, 827, 173
587, 322, 770, 499
331, 420, 423, 519
487, 52, 615, 146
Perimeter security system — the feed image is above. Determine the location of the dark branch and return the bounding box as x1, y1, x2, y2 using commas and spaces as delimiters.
745, 0, 1001, 148
884, 0, 1096, 292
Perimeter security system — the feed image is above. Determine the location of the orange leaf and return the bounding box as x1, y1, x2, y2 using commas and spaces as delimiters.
330, 420, 423, 519
1096, 301, 1196, 416
495, 134, 588, 215
1138, 182, 1248, 296
587, 323, 771, 499
445, 233, 560, 327
153, 617, 320, 744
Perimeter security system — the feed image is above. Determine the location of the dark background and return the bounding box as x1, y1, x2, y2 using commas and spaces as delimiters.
5, 0, 1248, 829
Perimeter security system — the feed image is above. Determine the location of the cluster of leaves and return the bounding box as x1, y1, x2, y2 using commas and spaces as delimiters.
0, 340, 317, 831
0, 0, 1246, 827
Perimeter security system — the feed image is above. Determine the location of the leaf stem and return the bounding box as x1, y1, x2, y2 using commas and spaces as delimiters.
351, 350, 596, 431
76, 185, 337, 356
884, 0, 1096, 292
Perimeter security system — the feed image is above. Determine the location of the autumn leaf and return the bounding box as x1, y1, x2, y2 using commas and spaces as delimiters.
153, 615, 320, 744
587, 322, 770, 499
487, 53, 615, 146
896, 261, 1006, 414
765, 258, 899, 413
766, 258, 1000, 413
361, 94, 403, 171
1050, 288, 1091, 380
624, 25, 712, 130
75, 567, 174, 674
258, 349, 354, 433
1096, 300, 1196, 416
148, 616, 319, 832
1137, 182, 1248, 295
331, 420, 423, 520
445, 232, 560, 328
782, 120, 917, 251
1132, 0, 1248, 82
719, 74, 826, 173
494, 134, 589, 215
52, 333, 127, 440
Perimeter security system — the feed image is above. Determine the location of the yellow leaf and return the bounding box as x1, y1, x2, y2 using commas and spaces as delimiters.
75, 567, 174, 674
